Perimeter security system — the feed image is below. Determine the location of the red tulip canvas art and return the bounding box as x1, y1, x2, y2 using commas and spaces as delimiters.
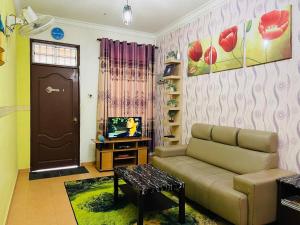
211, 24, 244, 73
246, 5, 292, 67
204, 46, 217, 65
188, 38, 211, 76
188, 41, 203, 62
219, 26, 238, 52
258, 10, 289, 40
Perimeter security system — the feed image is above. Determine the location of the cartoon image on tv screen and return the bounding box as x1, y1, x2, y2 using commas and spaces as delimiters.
108, 117, 142, 138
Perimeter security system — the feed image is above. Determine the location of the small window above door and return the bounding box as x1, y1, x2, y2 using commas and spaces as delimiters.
32, 41, 78, 67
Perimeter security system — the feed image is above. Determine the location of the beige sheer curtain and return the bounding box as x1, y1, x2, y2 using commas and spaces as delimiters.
96, 38, 155, 148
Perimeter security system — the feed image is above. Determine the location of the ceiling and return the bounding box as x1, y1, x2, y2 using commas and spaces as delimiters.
19, 0, 209, 33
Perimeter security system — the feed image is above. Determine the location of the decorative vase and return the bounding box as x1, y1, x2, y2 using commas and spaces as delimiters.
98, 135, 105, 143
176, 51, 181, 60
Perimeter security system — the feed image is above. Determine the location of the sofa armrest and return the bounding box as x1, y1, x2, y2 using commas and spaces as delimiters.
234, 169, 295, 225
154, 145, 187, 158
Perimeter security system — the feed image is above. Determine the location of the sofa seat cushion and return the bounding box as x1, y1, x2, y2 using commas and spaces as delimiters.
152, 155, 216, 181
152, 155, 247, 225
208, 179, 247, 225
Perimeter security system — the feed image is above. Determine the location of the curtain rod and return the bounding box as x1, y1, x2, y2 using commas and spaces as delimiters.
97, 38, 158, 49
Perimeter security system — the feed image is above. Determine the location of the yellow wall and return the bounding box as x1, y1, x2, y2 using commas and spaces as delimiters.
16, 35, 30, 169
0, 0, 18, 224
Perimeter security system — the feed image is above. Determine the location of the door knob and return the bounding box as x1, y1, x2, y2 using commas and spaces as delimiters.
73, 117, 78, 123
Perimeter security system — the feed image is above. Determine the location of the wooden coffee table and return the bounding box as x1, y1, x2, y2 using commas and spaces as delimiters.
114, 164, 185, 225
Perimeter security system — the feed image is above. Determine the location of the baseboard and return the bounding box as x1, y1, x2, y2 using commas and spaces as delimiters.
18, 168, 30, 173
4, 169, 18, 225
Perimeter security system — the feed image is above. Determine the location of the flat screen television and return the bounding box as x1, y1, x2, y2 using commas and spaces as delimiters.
107, 117, 142, 139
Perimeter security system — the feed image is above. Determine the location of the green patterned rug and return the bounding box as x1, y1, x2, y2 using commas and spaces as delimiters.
65, 176, 229, 225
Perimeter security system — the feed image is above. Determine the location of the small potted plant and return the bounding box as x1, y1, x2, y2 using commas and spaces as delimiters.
168, 110, 177, 123
167, 82, 177, 92
166, 50, 177, 60
167, 99, 178, 107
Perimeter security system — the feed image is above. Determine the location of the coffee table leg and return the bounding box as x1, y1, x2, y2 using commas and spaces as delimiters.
179, 187, 185, 224
114, 173, 118, 203
137, 193, 144, 225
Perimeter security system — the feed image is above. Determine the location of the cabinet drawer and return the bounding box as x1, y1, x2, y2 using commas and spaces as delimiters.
101, 152, 113, 171
138, 148, 148, 165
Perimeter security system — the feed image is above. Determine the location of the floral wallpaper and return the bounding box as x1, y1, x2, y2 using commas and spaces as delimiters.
155, 0, 300, 173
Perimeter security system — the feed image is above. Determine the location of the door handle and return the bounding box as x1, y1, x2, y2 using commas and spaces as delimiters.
73, 117, 78, 123
45, 86, 60, 94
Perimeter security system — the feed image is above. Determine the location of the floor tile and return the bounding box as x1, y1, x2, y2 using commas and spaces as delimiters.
6, 164, 104, 225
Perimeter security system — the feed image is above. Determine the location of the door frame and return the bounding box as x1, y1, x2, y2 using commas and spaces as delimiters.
30, 39, 81, 171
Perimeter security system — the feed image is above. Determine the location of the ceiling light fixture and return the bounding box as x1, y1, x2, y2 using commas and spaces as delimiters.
122, 0, 132, 26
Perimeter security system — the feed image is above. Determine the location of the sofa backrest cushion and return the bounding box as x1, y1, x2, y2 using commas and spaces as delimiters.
238, 129, 278, 153
191, 123, 213, 140
211, 126, 239, 146
186, 137, 278, 174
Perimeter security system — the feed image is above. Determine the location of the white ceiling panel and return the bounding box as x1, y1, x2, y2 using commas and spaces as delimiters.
19, 0, 212, 33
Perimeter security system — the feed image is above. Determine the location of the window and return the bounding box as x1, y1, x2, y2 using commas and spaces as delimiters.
32, 42, 78, 67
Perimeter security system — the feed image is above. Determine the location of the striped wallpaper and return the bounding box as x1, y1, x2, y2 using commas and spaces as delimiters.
154, 0, 300, 173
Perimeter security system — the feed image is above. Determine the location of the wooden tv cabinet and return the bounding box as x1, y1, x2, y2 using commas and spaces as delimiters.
92, 137, 151, 172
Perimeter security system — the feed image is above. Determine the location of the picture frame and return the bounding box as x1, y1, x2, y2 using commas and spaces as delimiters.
211, 24, 244, 73
245, 5, 292, 67
163, 64, 176, 77
187, 38, 211, 76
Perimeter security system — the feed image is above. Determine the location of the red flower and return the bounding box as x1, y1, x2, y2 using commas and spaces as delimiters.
258, 10, 289, 40
188, 41, 203, 61
219, 26, 238, 52
204, 46, 217, 65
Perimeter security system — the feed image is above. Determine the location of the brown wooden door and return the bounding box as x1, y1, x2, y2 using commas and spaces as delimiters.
31, 65, 80, 171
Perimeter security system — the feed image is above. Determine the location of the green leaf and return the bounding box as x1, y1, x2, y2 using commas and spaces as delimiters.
246, 20, 252, 32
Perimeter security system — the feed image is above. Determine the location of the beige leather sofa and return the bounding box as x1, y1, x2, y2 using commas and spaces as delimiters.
152, 123, 295, 225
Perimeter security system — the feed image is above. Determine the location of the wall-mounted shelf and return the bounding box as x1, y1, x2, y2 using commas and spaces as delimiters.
163, 60, 182, 145
165, 91, 180, 95
165, 59, 181, 65
167, 107, 180, 111
164, 75, 181, 80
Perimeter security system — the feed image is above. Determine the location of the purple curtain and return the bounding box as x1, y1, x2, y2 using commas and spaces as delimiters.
97, 38, 155, 149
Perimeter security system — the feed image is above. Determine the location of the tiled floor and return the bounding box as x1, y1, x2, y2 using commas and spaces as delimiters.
6, 164, 112, 225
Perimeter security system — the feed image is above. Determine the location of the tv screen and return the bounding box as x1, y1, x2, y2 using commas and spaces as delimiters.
107, 117, 142, 139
